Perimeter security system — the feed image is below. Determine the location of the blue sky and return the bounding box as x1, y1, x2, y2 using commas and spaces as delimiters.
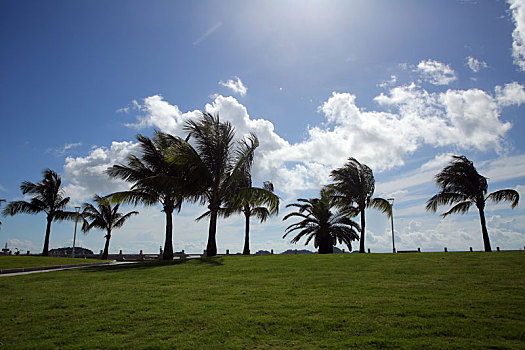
1, 0, 525, 255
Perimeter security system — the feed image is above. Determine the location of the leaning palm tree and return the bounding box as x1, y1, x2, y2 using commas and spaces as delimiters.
168, 113, 260, 256
426, 155, 519, 252
81, 195, 139, 260
283, 189, 360, 254
327, 158, 391, 253
106, 131, 191, 260
2, 169, 76, 256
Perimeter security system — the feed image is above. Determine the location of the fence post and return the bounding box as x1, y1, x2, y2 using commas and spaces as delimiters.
444, 247, 448, 253
368, 248, 371, 253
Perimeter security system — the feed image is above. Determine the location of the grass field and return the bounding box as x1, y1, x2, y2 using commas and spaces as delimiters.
0, 252, 524, 349
0, 256, 107, 270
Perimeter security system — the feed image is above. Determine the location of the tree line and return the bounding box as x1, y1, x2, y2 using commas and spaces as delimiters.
1, 113, 520, 257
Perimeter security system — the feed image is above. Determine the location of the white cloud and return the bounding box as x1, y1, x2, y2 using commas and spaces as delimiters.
508, 0, 525, 71
218, 76, 248, 96
466, 56, 488, 73
46, 142, 82, 157
62, 141, 139, 204
377, 74, 398, 88
495, 81, 525, 106
415, 59, 457, 85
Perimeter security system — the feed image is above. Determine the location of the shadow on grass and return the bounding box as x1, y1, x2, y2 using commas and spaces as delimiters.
80, 256, 224, 273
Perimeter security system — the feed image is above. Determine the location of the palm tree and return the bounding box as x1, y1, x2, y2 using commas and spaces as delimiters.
106, 131, 191, 260
327, 158, 391, 253
0, 199, 5, 230
2, 169, 76, 256
282, 189, 360, 254
81, 195, 139, 260
168, 112, 260, 256
426, 155, 519, 252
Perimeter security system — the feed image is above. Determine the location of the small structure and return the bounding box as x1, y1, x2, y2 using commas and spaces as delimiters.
1, 243, 11, 255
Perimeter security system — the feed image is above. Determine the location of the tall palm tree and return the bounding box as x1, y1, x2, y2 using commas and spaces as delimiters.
106, 131, 190, 260
283, 189, 360, 254
2, 169, 75, 256
81, 195, 139, 260
168, 112, 260, 257
426, 155, 519, 252
327, 158, 391, 253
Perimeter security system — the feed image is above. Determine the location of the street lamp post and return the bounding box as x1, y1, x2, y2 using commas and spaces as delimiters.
388, 198, 395, 253
72, 206, 81, 258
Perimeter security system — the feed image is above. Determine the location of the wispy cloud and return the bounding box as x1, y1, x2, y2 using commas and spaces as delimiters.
219, 76, 248, 96
193, 21, 223, 46
466, 56, 488, 72
46, 142, 82, 157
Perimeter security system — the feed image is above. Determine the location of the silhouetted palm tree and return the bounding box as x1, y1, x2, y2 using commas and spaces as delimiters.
106, 131, 190, 260
0, 199, 5, 230
2, 169, 76, 256
283, 189, 360, 254
327, 158, 391, 253
81, 195, 139, 260
426, 155, 519, 252
168, 113, 260, 256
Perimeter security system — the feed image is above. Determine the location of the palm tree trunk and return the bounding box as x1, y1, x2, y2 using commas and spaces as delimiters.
102, 230, 111, 260
163, 208, 174, 260
42, 216, 53, 256
243, 212, 250, 255
359, 207, 366, 253
319, 235, 334, 254
206, 209, 218, 257
478, 206, 492, 252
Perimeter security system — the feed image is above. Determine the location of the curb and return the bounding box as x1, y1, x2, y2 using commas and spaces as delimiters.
0, 261, 114, 274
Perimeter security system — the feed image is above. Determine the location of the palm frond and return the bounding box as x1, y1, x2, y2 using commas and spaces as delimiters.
487, 189, 519, 209
442, 201, 473, 217
368, 197, 392, 218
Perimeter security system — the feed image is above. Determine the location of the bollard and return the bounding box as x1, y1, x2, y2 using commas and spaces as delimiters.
368, 248, 371, 253
271, 249, 274, 255
226, 249, 229, 255
417, 248, 421, 253
470, 247, 473, 252
496, 247, 500, 252
444, 247, 448, 253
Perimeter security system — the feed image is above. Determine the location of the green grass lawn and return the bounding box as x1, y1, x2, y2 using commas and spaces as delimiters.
0, 252, 523, 349
0, 256, 108, 269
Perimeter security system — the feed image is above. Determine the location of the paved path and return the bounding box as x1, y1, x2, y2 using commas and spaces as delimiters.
0, 261, 136, 277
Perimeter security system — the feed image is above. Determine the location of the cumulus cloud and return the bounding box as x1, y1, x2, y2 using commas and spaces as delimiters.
415, 59, 457, 85
62, 141, 139, 204
495, 81, 525, 106
466, 56, 488, 72
218, 76, 248, 96
508, 0, 525, 71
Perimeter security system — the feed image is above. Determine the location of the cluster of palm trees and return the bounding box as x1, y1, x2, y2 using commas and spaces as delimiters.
1, 113, 520, 257
283, 156, 519, 254
2, 113, 279, 259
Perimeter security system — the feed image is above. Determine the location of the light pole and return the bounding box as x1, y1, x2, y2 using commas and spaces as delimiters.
388, 198, 395, 253
72, 206, 81, 258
